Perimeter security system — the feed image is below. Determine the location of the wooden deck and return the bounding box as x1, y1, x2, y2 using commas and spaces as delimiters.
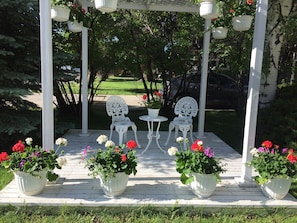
0, 129, 297, 208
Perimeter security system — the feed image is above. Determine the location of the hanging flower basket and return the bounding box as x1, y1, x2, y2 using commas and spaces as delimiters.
51, 5, 70, 22
94, 0, 118, 13
67, 20, 83, 32
199, 0, 218, 19
212, 27, 228, 39
232, 15, 253, 31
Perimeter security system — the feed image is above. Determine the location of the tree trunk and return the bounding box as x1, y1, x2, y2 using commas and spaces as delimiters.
259, 0, 293, 107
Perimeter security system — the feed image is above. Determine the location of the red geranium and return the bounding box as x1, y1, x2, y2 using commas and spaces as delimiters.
0, 152, 9, 162
191, 140, 204, 152
126, 140, 137, 150
121, 154, 127, 162
261, 140, 273, 149
12, 140, 25, 152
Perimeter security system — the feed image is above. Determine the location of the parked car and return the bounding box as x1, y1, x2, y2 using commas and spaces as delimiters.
164, 71, 246, 110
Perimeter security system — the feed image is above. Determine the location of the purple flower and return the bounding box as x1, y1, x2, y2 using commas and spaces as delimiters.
258, 147, 265, 153
204, 147, 214, 158
270, 149, 275, 154
20, 160, 26, 168
282, 148, 288, 154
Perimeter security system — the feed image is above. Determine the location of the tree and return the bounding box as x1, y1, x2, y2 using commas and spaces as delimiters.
259, 0, 297, 106
0, 0, 41, 146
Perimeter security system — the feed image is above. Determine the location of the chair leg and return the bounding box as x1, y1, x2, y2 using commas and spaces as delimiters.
131, 125, 141, 148
164, 123, 175, 146
115, 125, 128, 145
109, 124, 114, 140
190, 125, 194, 143
178, 124, 191, 150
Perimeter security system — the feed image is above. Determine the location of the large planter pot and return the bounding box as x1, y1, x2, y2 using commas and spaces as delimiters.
190, 173, 217, 198
232, 15, 253, 31
199, 0, 218, 19
67, 20, 83, 33
99, 172, 129, 197
94, 0, 118, 13
13, 169, 47, 196
147, 108, 160, 119
51, 5, 70, 22
212, 27, 228, 39
260, 177, 292, 200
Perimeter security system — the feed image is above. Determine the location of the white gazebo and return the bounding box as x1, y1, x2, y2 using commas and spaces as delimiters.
39, 0, 268, 186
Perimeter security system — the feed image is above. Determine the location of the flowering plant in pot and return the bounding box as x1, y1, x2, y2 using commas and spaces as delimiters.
0, 137, 68, 182
229, 0, 256, 17
168, 137, 226, 185
249, 140, 297, 199
142, 91, 163, 109
249, 140, 297, 185
82, 135, 138, 181
68, 1, 89, 26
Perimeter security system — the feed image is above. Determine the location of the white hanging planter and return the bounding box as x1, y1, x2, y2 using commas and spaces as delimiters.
232, 15, 253, 31
190, 173, 217, 198
94, 0, 118, 13
199, 0, 218, 20
51, 5, 70, 22
67, 20, 83, 33
260, 177, 292, 200
212, 27, 228, 39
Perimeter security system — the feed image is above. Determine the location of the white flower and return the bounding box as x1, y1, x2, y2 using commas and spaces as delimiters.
168, 147, 178, 156
105, 140, 115, 148
250, 148, 259, 157
25, 137, 33, 146
176, 137, 184, 143
55, 137, 68, 146
197, 140, 203, 146
57, 157, 67, 167
97, 135, 108, 144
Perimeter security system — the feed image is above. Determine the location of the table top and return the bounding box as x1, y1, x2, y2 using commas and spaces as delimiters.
139, 115, 168, 122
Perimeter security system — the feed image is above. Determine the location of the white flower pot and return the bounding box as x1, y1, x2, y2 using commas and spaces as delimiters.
67, 20, 83, 33
13, 169, 47, 196
190, 173, 217, 198
147, 108, 160, 119
51, 5, 70, 22
99, 172, 129, 197
260, 177, 292, 200
199, 0, 218, 20
94, 0, 118, 13
212, 27, 228, 39
232, 15, 253, 31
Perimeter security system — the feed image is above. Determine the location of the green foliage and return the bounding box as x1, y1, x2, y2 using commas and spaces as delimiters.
68, 1, 90, 25
257, 85, 297, 148
249, 141, 297, 184
83, 135, 138, 181
0, 137, 67, 181
169, 139, 226, 185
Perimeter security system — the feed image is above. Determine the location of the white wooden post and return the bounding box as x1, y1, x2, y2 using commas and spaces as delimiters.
80, 0, 89, 136
236, 0, 268, 185
40, 0, 54, 150
198, 19, 211, 138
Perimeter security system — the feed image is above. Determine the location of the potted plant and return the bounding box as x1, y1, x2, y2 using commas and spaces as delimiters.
142, 91, 163, 118
195, 0, 218, 19
230, 0, 256, 31
168, 138, 226, 198
0, 137, 67, 195
67, 1, 89, 32
51, 0, 71, 22
94, 0, 118, 13
82, 135, 138, 197
249, 140, 297, 199
210, 1, 231, 39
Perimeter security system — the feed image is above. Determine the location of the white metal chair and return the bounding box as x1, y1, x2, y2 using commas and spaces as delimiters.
164, 96, 198, 150
106, 96, 140, 147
